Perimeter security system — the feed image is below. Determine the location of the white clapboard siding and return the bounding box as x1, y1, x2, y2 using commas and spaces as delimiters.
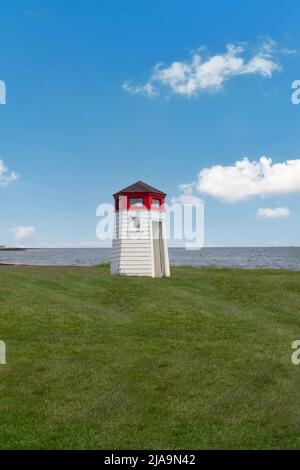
111, 208, 169, 277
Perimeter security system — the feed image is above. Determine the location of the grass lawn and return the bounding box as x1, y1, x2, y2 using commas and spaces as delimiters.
0, 264, 300, 449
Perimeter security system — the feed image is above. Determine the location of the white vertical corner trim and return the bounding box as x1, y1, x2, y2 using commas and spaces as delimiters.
149, 215, 155, 278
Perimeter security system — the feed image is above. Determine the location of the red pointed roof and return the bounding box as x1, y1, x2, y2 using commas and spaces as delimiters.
114, 180, 166, 196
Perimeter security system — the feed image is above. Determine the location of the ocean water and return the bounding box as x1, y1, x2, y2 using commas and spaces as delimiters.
0, 247, 300, 270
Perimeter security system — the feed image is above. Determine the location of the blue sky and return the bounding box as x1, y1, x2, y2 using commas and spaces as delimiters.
0, 0, 300, 247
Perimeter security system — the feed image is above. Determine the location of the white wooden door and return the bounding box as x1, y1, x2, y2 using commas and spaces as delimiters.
152, 221, 164, 277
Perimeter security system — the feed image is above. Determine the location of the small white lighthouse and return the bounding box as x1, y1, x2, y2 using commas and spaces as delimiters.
111, 181, 170, 277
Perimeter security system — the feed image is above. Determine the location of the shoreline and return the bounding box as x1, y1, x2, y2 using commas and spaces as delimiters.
0, 263, 86, 268
0, 263, 298, 272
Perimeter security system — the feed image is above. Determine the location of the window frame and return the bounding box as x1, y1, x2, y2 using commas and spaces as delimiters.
151, 198, 161, 209
129, 197, 144, 208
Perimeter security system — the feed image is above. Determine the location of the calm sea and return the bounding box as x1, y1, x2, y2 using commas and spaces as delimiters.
0, 247, 300, 270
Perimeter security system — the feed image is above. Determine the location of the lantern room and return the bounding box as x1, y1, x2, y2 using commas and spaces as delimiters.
113, 180, 166, 211
111, 181, 170, 278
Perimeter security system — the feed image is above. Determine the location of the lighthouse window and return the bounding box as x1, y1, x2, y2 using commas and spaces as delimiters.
129, 198, 144, 208
132, 217, 141, 230
152, 198, 161, 208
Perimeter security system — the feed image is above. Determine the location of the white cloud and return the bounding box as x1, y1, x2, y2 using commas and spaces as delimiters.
0, 160, 19, 186
281, 47, 297, 55
123, 41, 281, 97
195, 157, 300, 202
171, 183, 204, 205
12, 226, 35, 241
257, 207, 290, 218
122, 81, 157, 96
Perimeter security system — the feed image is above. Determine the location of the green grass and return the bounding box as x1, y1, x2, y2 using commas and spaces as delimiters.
0, 264, 300, 449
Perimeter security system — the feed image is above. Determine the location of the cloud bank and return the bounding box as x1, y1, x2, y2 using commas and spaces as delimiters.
195, 157, 300, 202
123, 41, 281, 97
